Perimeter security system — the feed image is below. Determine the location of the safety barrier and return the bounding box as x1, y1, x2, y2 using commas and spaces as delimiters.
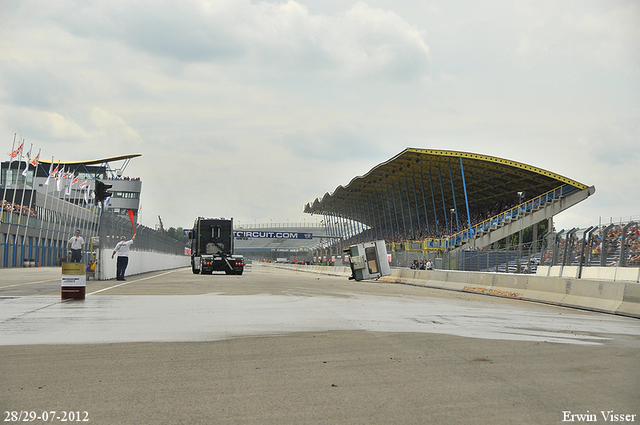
270, 263, 639, 319
98, 249, 190, 280
537, 265, 640, 283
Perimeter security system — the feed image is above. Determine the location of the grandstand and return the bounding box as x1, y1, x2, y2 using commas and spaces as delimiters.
1, 153, 179, 270
304, 148, 596, 270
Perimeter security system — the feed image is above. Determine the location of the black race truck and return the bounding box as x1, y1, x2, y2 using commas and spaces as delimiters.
189, 217, 244, 275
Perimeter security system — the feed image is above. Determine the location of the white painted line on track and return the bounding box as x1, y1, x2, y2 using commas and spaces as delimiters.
0, 279, 59, 290
87, 269, 178, 295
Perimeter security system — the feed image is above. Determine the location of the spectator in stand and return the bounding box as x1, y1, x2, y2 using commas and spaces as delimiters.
426, 259, 433, 270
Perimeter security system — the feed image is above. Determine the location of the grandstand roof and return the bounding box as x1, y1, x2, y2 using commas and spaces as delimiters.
39, 154, 142, 166
304, 148, 588, 216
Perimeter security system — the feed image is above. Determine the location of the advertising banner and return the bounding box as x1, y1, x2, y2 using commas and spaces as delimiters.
234, 231, 313, 239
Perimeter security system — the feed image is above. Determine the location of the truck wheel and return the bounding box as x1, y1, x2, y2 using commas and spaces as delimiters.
236, 270, 243, 276
225, 270, 234, 275
192, 264, 200, 274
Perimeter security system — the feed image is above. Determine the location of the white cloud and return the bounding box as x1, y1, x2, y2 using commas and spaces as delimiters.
514, 1, 640, 73
33, 0, 429, 81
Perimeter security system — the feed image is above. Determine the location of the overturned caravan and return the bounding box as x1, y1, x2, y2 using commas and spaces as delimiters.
346, 240, 391, 281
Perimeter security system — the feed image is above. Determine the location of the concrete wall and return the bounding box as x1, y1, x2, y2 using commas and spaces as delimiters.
536, 265, 640, 283
272, 263, 640, 319
98, 249, 190, 280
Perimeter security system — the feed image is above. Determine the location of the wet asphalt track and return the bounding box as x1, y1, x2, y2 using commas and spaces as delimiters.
1, 264, 639, 424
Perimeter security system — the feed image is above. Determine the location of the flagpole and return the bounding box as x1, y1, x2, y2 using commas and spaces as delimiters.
1, 133, 17, 224
52, 164, 66, 262
68, 171, 80, 237
61, 166, 79, 255
23, 147, 39, 231
20, 146, 38, 261
77, 180, 87, 262
1, 134, 18, 266
79, 179, 95, 263
39, 157, 55, 266
5, 139, 24, 265
61, 172, 72, 257
16, 143, 33, 234
6, 138, 23, 216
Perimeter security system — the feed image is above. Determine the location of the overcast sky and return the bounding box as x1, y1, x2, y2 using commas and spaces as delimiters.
1, 0, 638, 231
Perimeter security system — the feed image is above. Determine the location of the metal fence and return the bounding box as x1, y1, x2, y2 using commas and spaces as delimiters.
1, 191, 100, 268
98, 211, 187, 255
386, 220, 640, 274
389, 241, 540, 273
540, 221, 639, 270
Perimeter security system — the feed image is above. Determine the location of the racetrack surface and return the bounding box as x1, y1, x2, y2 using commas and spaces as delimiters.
1, 264, 639, 424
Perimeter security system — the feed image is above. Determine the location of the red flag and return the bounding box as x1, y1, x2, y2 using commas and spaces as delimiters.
127, 209, 136, 233
30, 150, 40, 166
9, 142, 23, 159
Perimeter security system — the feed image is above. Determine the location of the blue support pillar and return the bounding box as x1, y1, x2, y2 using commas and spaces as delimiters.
460, 157, 472, 234
412, 176, 422, 238
428, 170, 438, 237
340, 211, 348, 241
365, 198, 377, 241
355, 201, 364, 243
360, 200, 368, 242
419, 173, 431, 237
347, 205, 356, 243
324, 213, 332, 240
394, 183, 407, 241
341, 208, 348, 243
357, 201, 365, 243
404, 180, 414, 239
377, 193, 388, 242
438, 166, 449, 235
448, 160, 460, 233
386, 186, 396, 242
353, 203, 362, 243
334, 212, 342, 250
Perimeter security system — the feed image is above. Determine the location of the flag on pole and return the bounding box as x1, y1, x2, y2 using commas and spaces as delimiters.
65, 176, 78, 196
127, 209, 136, 233
21, 144, 32, 177
80, 180, 87, 204
9, 141, 23, 159
56, 167, 64, 192
30, 150, 40, 167
44, 161, 58, 186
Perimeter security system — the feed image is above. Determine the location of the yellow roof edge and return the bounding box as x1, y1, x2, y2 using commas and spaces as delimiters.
39, 154, 142, 166
406, 148, 588, 190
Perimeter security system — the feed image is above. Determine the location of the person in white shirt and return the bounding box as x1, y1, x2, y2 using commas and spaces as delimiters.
67, 230, 85, 263
111, 233, 136, 281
